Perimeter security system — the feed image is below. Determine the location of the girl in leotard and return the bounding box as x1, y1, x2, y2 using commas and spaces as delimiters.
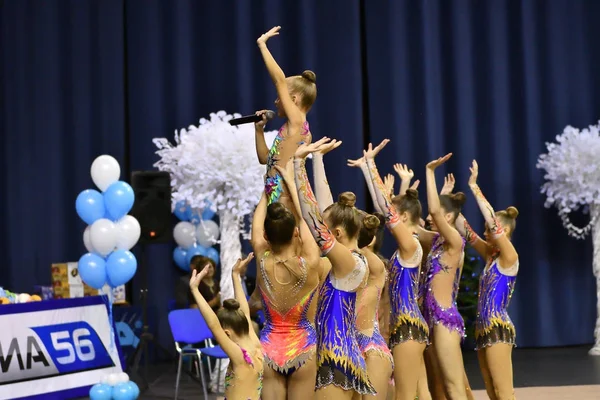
250, 182, 321, 399
454, 160, 519, 400
417, 153, 471, 400
254, 26, 315, 208
277, 137, 375, 399
189, 254, 263, 400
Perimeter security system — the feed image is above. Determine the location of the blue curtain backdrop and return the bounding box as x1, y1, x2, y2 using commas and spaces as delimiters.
1, 0, 599, 350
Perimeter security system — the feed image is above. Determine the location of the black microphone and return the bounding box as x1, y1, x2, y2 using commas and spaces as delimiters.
229, 110, 276, 126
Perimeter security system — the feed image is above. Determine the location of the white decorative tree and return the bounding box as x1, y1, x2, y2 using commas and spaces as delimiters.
537, 122, 600, 355
153, 111, 278, 302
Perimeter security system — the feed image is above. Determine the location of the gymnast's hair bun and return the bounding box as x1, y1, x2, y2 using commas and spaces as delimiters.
266, 202, 290, 220
338, 192, 356, 207
301, 70, 317, 84
450, 192, 466, 207
362, 214, 381, 231
505, 206, 519, 219
223, 299, 240, 311
405, 189, 419, 200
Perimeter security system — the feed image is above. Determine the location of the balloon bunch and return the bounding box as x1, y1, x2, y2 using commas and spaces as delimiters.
89, 372, 139, 400
75, 156, 140, 290
172, 200, 220, 272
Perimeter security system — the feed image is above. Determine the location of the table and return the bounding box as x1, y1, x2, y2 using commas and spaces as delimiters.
0, 296, 125, 400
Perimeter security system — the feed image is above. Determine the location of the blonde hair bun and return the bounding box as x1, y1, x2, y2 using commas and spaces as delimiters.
301, 70, 317, 84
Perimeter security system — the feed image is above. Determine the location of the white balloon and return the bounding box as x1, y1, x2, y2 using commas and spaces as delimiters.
196, 220, 220, 248
83, 226, 96, 253
106, 373, 120, 386
100, 375, 110, 385
91, 155, 121, 192
117, 372, 130, 383
116, 215, 141, 250
89, 219, 118, 257
173, 221, 196, 248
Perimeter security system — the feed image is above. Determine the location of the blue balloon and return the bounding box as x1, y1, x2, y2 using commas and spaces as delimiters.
78, 253, 107, 289
173, 247, 189, 271
206, 247, 219, 264
126, 381, 140, 399
186, 245, 209, 266
106, 250, 137, 287
104, 181, 134, 221
201, 201, 216, 220
174, 200, 191, 221
89, 383, 112, 400
76, 189, 105, 225
112, 382, 134, 400
189, 209, 201, 224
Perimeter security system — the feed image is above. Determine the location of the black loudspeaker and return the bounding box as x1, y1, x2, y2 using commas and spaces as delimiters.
130, 171, 172, 244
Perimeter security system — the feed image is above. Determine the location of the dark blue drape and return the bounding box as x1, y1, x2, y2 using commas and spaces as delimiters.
2, 0, 599, 350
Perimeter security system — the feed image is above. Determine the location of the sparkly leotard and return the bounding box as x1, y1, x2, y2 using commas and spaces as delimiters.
422, 234, 466, 338
315, 251, 376, 395
259, 253, 318, 375
388, 236, 429, 348
265, 121, 311, 204
224, 346, 263, 400
475, 255, 518, 350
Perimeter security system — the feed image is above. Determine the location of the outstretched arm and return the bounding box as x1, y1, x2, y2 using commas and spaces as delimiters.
426, 154, 463, 250
394, 163, 415, 197
364, 153, 417, 259
254, 110, 271, 164
257, 27, 303, 126
311, 139, 342, 212
455, 214, 490, 259
190, 267, 245, 365
293, 154, 358, 277
251, 193, 268, 253
231, 254, 259, 339
468, 161, 517, 266
348, 140, 392, 214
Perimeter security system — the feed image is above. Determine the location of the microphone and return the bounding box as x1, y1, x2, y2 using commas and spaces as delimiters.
229, 110, 276, 126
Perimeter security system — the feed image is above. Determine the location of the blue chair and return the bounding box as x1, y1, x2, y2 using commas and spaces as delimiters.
168, 309, 228, 400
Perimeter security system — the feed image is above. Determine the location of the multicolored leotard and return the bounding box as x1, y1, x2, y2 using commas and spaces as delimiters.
422, 234, 466, 338
224, 346, 263, 400
388, 236, 429, 348
265, 121, 310, 204
475, 255, 518, 350
259, 281, 318, 375
315, 251, 376, 395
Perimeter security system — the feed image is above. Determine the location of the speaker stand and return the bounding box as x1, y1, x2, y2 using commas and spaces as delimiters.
127, 244, 172, 397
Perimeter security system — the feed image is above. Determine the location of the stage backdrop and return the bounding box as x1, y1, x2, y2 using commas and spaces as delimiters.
2, 0, 600, 350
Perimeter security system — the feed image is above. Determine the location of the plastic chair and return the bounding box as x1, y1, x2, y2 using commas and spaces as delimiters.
168, 309, 229, 400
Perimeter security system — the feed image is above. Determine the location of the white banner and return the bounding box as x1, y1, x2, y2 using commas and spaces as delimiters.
0, 297, 123, 400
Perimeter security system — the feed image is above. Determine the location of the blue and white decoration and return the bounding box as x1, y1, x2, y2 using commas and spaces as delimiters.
89, 372, 140, 400
171, 200, 220, 271
75, 155, 139, 292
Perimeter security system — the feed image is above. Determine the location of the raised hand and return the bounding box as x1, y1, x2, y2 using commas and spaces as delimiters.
440, 173, 455, 195
189, 264, 211, 290
410, 179, 420, 190
393, 163, 414, 181
232, 253, 255, 276
316, 139, 342, 155
274, 160, 295, 185
254, 110, 270, 129
347, 156, 366, 168
384, 174, 395, 196
295, 137, 331, 159
363, 139, 391, 160
426, 153, 452, 170
468, 160, 479, 186
257, 26, 281, 45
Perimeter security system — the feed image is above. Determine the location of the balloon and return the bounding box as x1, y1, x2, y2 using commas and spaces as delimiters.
104, 181, 135, 221
117, 372, 130, 383
106, 373, 120, 386
189, 209, 201, 224
116, 216, 141, 250
76, 189, 105, 225
126, 381, 140, 399
89, 219, 118, 257
206, 247, 219, 264
91, 155, 121, 192
112, 382, 134, 400
78, 253, 107, 289
106, 250, 137, 287
201, 201, 216, 220
173, 200, 191, 221
196, 220, 220, 247
173, 247, 189, 271
89, 383, 112, 400
83, 226, 96, 253
186, 245, 209, 266
173, 221, 196, 248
